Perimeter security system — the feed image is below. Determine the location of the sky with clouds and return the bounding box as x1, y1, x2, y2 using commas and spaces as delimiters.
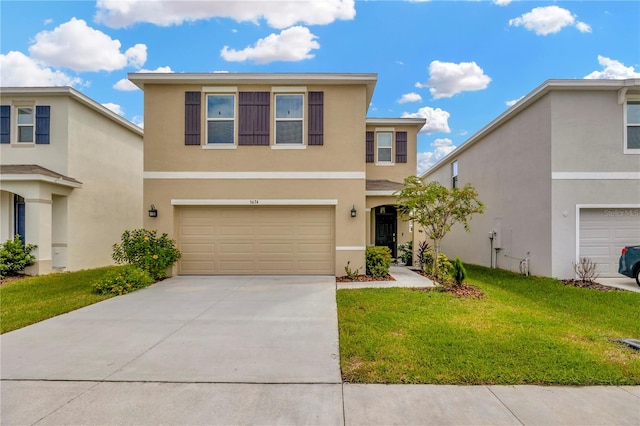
1, 0, 638, 174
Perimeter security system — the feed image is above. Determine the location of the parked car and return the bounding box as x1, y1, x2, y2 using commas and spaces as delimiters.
618, 245, 640, 286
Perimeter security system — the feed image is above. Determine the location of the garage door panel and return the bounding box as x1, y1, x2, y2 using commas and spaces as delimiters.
177, 206, 334, 275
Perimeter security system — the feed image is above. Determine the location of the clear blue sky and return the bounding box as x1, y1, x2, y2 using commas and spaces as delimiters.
1, 0, 638, 173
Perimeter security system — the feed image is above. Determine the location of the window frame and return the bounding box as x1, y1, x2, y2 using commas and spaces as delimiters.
205, 93, 236, 146
452, 160, 459, 189
624, 97, 640, 154
16, 106, 35, 143
375, 130, 394, 165
274, 93, 304, 145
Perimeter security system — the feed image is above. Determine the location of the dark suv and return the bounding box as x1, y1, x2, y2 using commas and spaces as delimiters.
618, 245, 640, 286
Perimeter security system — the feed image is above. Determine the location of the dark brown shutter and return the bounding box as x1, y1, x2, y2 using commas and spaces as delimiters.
35, 106, 51, 144
239, 92, 270, 145
184, 92, 201, 145
395, 131, 407, 163
0, 106, 9, 144
308, 91, 323, 145
366, 131, 374, 163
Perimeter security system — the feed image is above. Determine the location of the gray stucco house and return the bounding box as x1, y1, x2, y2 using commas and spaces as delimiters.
422, 79, 640, 279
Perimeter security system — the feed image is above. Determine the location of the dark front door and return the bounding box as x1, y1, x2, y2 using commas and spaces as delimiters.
14, 195, 25, 242
375, 206, 397, 258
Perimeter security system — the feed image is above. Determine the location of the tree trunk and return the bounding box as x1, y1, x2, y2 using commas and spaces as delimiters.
432, 239, 441, 278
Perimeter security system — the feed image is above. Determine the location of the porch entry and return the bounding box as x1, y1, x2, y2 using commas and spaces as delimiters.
375, 205, 397, 258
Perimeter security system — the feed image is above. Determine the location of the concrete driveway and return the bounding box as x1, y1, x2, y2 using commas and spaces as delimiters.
1, 275, 343, 424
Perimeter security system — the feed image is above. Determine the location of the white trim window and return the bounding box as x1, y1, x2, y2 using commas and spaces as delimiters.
376, 132, 393, 164
17, 107, 34, 143
206, 94, 235, 144
452, 160, 459, 188
275, 94, 303, 144
626, 99, 640, 153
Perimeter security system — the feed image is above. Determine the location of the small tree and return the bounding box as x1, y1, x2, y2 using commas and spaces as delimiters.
396, 176, 484, 278
452, 257, 467, 287
0, 235, 37, 278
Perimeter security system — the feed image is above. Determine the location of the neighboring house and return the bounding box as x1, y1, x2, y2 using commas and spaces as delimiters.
0, 87, 143, 275
128, 73, 425, 276
422, 79, 640, 279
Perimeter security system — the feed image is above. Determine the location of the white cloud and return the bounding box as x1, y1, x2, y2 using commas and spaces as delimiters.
493, 0, 512, 5
113, 66, 173, 91
584, 55, 640, 79
416, 60, 491, 99
221, 26, 319, 64
402, 106, 451, 135
0, 51, 83, 87
102, 102, 124, 116
509, 6, 590, 36
506, 96, 524, 107
95, 0, 356, 29
417, 139, 456, 175
28, 17, 147, 72
398, 92, 422, 104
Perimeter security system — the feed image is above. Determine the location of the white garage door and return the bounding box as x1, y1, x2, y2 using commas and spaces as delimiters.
177, 206, 334, 275
579, 208, 640, 277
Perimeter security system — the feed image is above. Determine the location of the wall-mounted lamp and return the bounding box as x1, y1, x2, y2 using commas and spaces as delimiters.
351, 205, 357, 218
148, 204, 158, 218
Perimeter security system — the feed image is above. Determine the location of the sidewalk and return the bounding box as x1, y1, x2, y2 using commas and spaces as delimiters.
337, 264, 436, 289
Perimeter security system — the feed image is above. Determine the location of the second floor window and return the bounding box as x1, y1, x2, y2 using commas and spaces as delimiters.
207, 94, 235, 144
275, 94, 303, 144
452, 160, 458, 188
627, 100, 640, 152
17, 107, 34, 143
377, 132, 392, 163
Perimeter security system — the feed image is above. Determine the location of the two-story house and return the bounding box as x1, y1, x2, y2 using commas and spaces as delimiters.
0, 87, 143, 275
422, 79, 640, 279
128, 73, 425, 276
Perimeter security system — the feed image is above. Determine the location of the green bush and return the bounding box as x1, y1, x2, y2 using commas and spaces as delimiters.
366, 246, 392, 277
452, 257, 467, 287
0, 235, 37, 278
398, 240, 413, 266
94, 265, 154, 295
423, 249, 453, 281
112, 229, 181, 280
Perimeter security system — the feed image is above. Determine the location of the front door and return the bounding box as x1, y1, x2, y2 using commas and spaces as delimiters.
375, 206, 397, 258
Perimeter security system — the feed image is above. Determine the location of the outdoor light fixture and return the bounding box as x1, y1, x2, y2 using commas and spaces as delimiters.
148, 204, 158, 218
351, 205, 357, 218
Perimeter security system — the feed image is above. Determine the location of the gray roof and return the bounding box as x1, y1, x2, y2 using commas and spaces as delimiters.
366, 179, 404, 191
0, 164, 82, 186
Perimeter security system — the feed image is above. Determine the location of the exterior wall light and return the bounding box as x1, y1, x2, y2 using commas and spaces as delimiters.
148, 204, 158, 218
351, 205, 357, 218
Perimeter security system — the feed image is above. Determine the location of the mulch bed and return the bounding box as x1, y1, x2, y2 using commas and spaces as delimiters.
0, 275, 28, 286
336, 274, 395, 282
562, 279, 623, 292
410, 268, 485, 299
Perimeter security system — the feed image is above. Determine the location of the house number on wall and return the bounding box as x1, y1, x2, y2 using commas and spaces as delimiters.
249, 200, 259, 205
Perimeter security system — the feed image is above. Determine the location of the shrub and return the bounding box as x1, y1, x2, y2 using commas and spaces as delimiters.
112, 229, 181, 280
94, 265, 154, 295
0, 235, 37, 278
398, 240, 413, 266
344, 261, 361, 280
366, 246, 392, 277
573, 257, 600, 282
416, 241, 430, 271
423, 249, 453, 281
452, 257, 467, 287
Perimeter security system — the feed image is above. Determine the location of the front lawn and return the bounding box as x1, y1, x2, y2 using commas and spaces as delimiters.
337, 264, 640, 385
0, 266, 125, 333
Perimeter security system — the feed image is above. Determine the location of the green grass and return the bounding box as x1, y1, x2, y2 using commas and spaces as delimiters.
337, 264, 640, 385
0, 266, 125, 333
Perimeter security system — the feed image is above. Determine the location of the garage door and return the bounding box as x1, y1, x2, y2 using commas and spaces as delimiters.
177, 206, 334, 275
579, 208, 640, 277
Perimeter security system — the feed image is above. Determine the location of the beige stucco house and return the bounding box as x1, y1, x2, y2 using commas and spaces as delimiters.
0, 87, 143, 275
128, 73, 425, 276
423, 79, 640, 279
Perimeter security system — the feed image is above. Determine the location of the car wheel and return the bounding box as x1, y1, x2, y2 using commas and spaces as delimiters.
636, 267, 640, 287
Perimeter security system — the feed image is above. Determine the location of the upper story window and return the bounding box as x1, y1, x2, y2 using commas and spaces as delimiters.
626, 100, 640, 153
207, 94, 235, 144
17, 107, 35, 143
376, 132, 393, 163
275, 94, 303, 144
452, 160, 459, 188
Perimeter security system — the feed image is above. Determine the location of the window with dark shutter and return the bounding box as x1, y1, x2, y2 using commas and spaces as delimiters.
185, 92, 201, 145
395, 131, 407, 163
0, 105, 9, 144
308, 91, 323, 145
366, 131, 374, 163
35, 106, 50, 144
239, 92, 270, 145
